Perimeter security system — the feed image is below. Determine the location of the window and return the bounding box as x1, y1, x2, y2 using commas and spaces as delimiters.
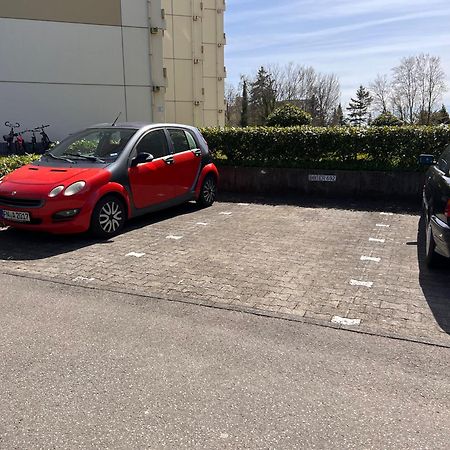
136, 130, 168, 159
51, 128, 137, 162
168, 129, 191, 154
185, 131, 198, 150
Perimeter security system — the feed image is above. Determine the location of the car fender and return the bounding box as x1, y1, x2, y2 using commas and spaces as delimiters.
195, 164, 219, 197
87, 182, 132, 219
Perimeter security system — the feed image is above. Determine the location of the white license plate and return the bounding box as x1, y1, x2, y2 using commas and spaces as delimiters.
1, 210, 31, 222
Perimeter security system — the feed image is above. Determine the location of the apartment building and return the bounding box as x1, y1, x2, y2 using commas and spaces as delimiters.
0, 0, 226, 140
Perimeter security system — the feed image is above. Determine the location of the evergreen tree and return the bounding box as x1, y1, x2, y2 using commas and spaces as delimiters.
331, 104, 345, 126
249, 67, 276, 125
346, 86, 373, 126
240, 79, 249, 127
431, 104, 450, 125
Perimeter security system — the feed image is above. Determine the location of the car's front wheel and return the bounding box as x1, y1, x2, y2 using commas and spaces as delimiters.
197, 174, 217, 208
91, 195, 126, 238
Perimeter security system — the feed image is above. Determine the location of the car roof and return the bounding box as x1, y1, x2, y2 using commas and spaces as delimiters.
88, 122, 199, 132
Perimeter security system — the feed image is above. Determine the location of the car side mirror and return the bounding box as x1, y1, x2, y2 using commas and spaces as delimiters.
419, 154, 435, 166
131, 152, 154, 167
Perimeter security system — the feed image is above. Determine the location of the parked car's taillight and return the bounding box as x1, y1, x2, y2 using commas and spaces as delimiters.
445, 200, 450, 218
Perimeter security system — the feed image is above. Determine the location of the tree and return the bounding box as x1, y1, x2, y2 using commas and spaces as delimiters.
330, 104, 345, 126
225, 83, 239, 126
346, 86, 373, 126
392, 56, 419, 124
372, 112, 404, 126
240, 78, 249, 127
370, 74, 391, 114
431, 105, 450, 125
314, 73, 341, 126
266, 104, 312, 127
249, 67, 276, 125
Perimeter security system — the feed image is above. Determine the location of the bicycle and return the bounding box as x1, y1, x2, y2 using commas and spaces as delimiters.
24, 129, 38, 153
34, 124, 53, 151
15, 130, 27, 154
2, 121, 20, 155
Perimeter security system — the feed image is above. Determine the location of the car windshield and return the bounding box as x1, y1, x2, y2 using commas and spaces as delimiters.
45, 128, 137, 163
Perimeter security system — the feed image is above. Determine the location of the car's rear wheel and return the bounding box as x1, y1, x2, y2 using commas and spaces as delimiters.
425, 217, 439, 268
91, 195, 126, 238
197, 174, 217, 208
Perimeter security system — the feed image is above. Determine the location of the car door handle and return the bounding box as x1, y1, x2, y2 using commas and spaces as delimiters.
163, 156, 174, 165
192, 149, 202, 157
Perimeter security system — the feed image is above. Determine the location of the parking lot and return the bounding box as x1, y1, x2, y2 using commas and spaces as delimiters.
1, 196, 449, 347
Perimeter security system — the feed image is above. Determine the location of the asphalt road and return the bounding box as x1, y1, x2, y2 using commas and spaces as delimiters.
1, 273, 449, 449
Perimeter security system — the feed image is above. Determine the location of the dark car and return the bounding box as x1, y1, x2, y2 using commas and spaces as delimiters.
0, 123, 219, 238
420, 145, 450, 267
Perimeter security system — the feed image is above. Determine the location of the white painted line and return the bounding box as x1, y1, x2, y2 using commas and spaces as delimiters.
196, 222, 208, 226
73, 276, 95, 283
219, 212, 232, 215
238, 203, 250, 206
332, 316, 361, 326
360, 256, 381, 262
376, 224, 390, 228
166, 235, 183, 240
350, 279, 373, 288
369, 237, 385, 243
380, 212, 394, 216
126, 252, 146, 258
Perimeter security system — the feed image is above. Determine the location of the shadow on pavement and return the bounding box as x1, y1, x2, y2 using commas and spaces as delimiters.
0, 202, 200, 261
219, 191, 420, 215
417, 215, 450, 334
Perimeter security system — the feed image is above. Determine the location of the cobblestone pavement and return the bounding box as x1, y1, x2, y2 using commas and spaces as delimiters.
1, 197, 449, 346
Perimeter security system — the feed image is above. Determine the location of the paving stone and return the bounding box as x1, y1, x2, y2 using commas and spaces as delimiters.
0, 199, 449, 346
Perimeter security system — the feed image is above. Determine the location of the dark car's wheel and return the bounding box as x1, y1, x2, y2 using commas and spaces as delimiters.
425, 217, 439, 268
197, 175, 217, 208
91, 195, 126, 238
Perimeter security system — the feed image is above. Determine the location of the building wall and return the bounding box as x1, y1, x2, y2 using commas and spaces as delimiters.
0, 0, 225, 141
162, 0, 226, 127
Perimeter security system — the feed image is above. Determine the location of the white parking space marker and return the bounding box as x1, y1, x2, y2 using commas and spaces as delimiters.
332, 316, 361, 326
369, 237, 385, 243
238, 203, 250, 206
73, 276, 95, 283
360, 256, 381, 262
350, 279, 373, 288
196, 222, 208, 226
126, 252, 146, 258
219, 212, 232, 215
380, 212, 394, 216
376, 223, 390, 228
166, 235, 183, 240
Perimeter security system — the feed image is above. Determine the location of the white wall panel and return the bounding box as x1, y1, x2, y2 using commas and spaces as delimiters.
122, 27, 151, 86
121, 0, 148, 28
0, 82, 126, 140
125, 86, 152, 122
0, 19, 124, 85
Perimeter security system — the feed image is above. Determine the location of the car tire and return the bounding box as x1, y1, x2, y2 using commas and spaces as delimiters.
197, 174, 217, 208
90, 195, 126, 238
425, 216, 439, 268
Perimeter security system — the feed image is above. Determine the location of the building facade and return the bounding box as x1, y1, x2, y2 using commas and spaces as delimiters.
0, 0, 226, 140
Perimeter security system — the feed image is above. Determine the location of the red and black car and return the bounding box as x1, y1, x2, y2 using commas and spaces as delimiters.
0, 123, 219, 237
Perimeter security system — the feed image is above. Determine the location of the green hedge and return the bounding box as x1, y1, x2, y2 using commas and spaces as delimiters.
201, 125, 450, 171
0, 154, 41, 178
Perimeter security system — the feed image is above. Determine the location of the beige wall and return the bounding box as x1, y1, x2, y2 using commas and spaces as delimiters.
0, 0, 122, 26
162, 0, 226, 127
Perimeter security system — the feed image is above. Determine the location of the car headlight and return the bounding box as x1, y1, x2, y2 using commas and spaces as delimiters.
48, 185, 64, 198
64, 181, 86, 196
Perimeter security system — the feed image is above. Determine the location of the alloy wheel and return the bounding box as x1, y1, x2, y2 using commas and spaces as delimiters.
99, 200, 123, 234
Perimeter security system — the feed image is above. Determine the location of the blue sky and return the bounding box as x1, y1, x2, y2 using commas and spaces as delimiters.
225, 0, 450, 109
